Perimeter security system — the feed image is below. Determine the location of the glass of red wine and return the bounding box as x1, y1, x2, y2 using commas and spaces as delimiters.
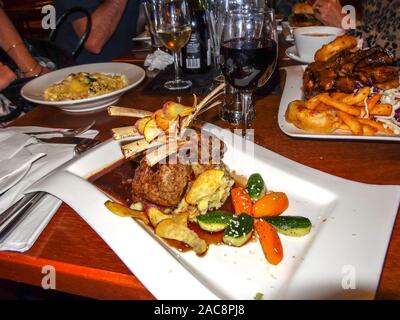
220, 8, 277, 130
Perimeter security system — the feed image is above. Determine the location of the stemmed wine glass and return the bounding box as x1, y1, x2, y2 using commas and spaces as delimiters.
220, 8, 277, 130
154, 0, 192, 90
205, 0, 270, 84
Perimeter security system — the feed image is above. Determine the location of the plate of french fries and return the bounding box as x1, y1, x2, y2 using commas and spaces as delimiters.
278, 66, 400, 141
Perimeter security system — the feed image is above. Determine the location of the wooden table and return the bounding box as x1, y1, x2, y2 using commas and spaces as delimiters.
0, 46, 399, 300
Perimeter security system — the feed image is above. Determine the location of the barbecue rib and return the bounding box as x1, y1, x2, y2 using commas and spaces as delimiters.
303, 46, 398, 98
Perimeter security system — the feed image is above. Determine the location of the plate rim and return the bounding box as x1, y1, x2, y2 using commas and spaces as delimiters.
278, 65, 400, 141
285, 46, 312, 64
20, 62, 146, 106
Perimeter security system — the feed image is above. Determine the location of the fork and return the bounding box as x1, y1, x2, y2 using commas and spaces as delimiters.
0, 138, 101, 240
24, 120, 96, 137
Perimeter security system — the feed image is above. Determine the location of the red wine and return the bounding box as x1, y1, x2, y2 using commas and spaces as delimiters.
220, 39, 277, 90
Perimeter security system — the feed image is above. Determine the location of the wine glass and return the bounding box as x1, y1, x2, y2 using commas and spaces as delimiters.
220, 8, 277, 130
154, 0, 192, 90
205, 0, 269, 84
142, 0, 163, 50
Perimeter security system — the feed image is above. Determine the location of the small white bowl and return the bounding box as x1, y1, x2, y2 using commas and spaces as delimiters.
293, 26, 345, 63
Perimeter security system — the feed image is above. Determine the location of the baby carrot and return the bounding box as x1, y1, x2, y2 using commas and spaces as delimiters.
255, 220, 283, 265
252, 192, 289, 218
231, 187, 253, 215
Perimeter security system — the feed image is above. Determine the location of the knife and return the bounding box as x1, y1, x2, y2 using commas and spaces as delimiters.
35, 137, 95, 144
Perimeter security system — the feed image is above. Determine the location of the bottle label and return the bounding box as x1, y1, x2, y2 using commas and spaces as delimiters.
185, 34, 201, 69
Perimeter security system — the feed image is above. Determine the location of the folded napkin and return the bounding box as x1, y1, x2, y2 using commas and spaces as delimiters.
0, 152, 46, 194
144, 49, 174, 71
0, 126, 98, 252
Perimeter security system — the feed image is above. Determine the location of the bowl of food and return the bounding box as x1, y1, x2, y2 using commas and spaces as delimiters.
21, 62, 145, 113
293, 26, 345, 63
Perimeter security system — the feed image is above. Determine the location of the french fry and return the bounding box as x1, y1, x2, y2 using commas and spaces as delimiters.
366, 93, 382, 113
317, 95, 361, 116
355, 101, 365, 107
314, 103, 331, 112
305, 95, 321, 110
336, 110, 363, 135
358, 118, 391, 134
362, 124, 378, 136
370, 103, 392, 117
338, 123, 351, 131
108, 106, 153, 118
340, 87, 370, 105
358, 106, 366, 118
331, 92, 349, 100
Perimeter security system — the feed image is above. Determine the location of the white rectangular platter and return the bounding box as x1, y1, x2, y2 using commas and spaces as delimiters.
25, 123, 400, 299
278, 66, 400, 141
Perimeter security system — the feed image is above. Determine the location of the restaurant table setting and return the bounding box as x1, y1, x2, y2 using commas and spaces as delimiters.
0, 126, 98, 252
0, 0, 399, 301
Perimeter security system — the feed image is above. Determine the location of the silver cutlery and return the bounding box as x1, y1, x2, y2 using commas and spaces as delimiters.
35, 136, 98, 145
24, 120, 96, 137
0, 138, 101, 241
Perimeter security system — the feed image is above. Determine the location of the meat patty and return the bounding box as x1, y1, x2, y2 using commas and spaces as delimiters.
132, 160, 192, 207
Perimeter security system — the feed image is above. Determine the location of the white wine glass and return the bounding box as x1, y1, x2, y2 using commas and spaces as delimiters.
154, 0, 192, 90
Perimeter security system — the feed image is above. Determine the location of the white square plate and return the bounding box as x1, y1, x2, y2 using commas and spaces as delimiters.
278, 66, 400, 141
25, 124, 400, 299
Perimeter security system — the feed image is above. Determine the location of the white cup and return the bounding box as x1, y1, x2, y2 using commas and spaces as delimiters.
293, 26, 345, 62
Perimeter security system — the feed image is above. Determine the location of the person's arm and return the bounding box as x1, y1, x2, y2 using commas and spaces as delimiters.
0, 8, 43, 77
0, 62, 16, 91
72, 0, 128, 54
313, 0, 345, 28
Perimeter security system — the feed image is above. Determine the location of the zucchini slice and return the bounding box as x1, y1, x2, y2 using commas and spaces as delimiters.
223, 213, 254, 247
264, 216, 312, 237
197, 211, 234, 232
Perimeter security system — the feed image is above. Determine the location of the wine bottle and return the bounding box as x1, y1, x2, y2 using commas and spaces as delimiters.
180, 0, 211, 74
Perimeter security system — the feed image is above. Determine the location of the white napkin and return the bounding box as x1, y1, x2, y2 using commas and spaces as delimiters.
0, 131, 35, 160
0, 126, 98, 252
144, 49, 174, 71
0, 152, 45, 188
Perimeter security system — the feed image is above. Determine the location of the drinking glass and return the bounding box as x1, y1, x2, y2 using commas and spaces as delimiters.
205, 0, 269, 83
154, 0, 192, 90
220, 8, 277, 129
142, 0, 162, 50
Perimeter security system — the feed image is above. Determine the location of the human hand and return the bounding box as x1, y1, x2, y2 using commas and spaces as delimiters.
40, 66, 51, 75
313, 0, 344, 28
0, 63, 17, 91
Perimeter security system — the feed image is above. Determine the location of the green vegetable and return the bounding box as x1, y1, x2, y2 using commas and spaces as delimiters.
264, 216, 312, 237
254, 292, 264, 300
223, 213, 253, 247
246, 173, 265, 200
197, 211, 234, 232
86, 76, 97, 83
